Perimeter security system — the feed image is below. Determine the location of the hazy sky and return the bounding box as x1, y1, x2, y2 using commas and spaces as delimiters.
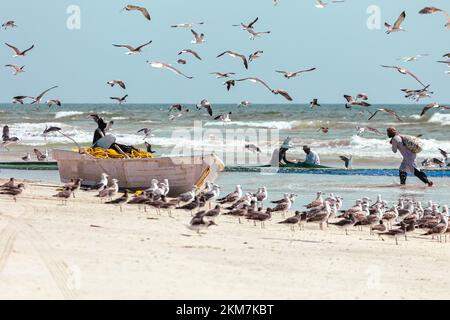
1, 0, 449, 104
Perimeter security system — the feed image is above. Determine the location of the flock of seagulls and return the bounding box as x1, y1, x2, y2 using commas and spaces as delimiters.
3, 175, 449, 245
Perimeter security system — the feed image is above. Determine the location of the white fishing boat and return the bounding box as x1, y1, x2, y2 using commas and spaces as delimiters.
52, 149, 224, 196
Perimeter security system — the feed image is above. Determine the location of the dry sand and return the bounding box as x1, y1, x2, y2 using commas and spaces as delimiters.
0, 179, 449, 300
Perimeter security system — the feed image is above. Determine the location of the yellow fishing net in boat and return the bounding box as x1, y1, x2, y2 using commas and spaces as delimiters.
75, 147, 155, 159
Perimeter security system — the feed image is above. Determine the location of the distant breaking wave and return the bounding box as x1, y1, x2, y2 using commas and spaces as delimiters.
54, 111, 84, 119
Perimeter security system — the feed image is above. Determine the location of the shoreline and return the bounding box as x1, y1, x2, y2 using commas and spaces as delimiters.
0, 179, 449, 299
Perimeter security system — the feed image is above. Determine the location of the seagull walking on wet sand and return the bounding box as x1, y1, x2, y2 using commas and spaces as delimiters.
5, 43, 34, 57
187, 214, 217, 234
146, 61, 193, 79
113, 40, 152, 55
96, 178, 119, 201
110, 94, 128, 104
107, 80, 126, 90
217, 51, 248, 69
5, 64, 24, 75
106, 190, 130, 212
385, 11, 406, 34
121, 5, 151, 21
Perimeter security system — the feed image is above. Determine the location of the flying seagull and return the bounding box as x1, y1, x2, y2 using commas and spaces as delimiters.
233, 17, 259, 29
368, 108, 402, 122
209, 72, 235, 78
178, 49, 202, 60
275, 68, 316, 79
343, 95, 371, 108
46, 99, 62, 107
217, 51, 248, 69
2, 21, 17, 29
223, 80, 235, 91
419, 7, 443, 14
107, 80, 126, 90
385, 11, 406, 34
420, 103, 450, 117
146, 61, 193, 79
272, 89, 293, 101
171, 22, 204, 28
112, 40, 152, 55
5, 43, 34, 57
137, 128, 154, 139
249, 50, 263, 62
4, 64, 25, 75
398, 54, 429, 62
339, 156, 353, 169
191, 29, 205, 44
381, 65, 427, 88
2, 125, 19, 150
235, 77, 272, 92
315, 0, 345, 9
245, 28, 271, 40
310, 98, 321, 108
12, 96, 31, 104
121, 5, 151, 21
196, 99, 213, 116
110, 94, 128, 104
30, 86, 59, 105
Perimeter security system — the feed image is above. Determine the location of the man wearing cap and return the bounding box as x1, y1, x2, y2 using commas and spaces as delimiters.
302, 145, 320, 165
387, 127, 433, 187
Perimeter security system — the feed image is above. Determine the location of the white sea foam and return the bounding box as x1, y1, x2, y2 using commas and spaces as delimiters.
204, 120, 295, 130
428, 113, 450, 126
54, 111, 84, 119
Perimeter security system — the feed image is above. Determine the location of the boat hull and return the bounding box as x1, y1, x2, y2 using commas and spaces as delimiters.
52, 150, 224, 196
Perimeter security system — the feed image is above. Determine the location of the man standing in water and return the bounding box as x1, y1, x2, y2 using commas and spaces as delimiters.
387, 127, 433, 187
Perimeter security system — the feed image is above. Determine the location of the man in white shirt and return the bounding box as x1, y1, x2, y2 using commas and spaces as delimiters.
303, 145, 320, 165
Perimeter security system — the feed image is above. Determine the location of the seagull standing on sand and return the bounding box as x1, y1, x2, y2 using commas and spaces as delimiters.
112, 40, 152, 55
107, 80, 126, 89
4, 64, 24, 75
33, 148, 47, 161
5, 43, 34, 57
217, 51, 249, 69
21, 153, 30, 161
146, 61, 193, 79
121, 5, 151, 21
385, 11, 406, 34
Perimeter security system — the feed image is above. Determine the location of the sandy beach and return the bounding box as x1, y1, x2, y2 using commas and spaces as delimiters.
1, 179, 449, 300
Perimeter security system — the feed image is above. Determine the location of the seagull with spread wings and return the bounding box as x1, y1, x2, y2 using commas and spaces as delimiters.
5, 64, 24, 75
146, 61, 193, 79
190, 29, 205, 44
112, 40, 152, 55
233, 17, 259, 29
343, 95, 371, 108
107, 80, 126, 90
249, 50, 263, 62
217, 51, 248, 69
368, 108, 402, 122
385, 11, 406, 34
381, 65, 427, 88
171, 22, 204, 28
2, 21, 17, 29
178, 49, 202, 60
2, 125, 19, 150
5, 43, 34, 57
235, 77, 273, 92
110, 94, 128, 104
276, 67, 316, 79
209, 72, 236, 78
29, 86, 59, 105
197, 99, 213, 116
272, 89, 293, 101
121, 5, 151, 21
420, 103, 450, 117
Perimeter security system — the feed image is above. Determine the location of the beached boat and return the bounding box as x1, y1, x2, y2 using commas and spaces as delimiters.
52, 149, 225, 196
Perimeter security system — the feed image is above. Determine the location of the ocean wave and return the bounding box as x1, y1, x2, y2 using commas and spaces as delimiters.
204, 120, 296, 130
428, 113, 450, 126
54, 111, 84, 119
